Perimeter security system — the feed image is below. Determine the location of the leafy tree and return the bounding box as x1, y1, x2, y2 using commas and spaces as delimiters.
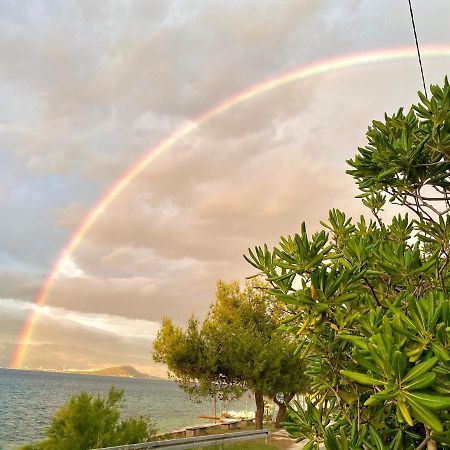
153, 280, 306, 429
152, 315, 240, 401
20, 387, 156, 450
245, 79, 450, 449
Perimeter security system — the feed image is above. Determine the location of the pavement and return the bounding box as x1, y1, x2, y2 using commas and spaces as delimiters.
270, 429, 325, 449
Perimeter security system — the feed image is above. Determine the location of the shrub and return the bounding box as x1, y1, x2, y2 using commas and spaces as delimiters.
19, 387, 156, 450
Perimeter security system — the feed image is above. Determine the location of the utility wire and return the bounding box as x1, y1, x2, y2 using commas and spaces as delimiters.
407, 0, 428, 98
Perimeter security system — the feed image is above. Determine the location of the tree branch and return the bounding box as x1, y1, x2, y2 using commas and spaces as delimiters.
415, 434, 431, 450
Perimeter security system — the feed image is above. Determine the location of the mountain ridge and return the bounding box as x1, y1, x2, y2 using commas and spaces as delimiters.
73, 365, 152, 379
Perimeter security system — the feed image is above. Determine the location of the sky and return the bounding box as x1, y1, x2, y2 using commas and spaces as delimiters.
2, 0, 450, 375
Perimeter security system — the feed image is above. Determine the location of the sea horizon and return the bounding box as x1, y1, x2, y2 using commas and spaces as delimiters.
0, 365, 168, 380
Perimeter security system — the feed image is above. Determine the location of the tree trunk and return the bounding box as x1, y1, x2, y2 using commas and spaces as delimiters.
255, 390, 264, 429
273, 400, 286, 429
273, 392, 295, 429
425, 426, 437, 450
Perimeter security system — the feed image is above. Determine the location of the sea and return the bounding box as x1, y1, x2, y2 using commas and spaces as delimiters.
0, 368, 253, 450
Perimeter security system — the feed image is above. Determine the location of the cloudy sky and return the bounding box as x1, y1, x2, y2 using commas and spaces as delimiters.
2, 0, 450, 374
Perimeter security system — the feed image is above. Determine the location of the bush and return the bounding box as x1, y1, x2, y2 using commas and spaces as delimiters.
19, 387, 156, 450
247, 79, 450, 448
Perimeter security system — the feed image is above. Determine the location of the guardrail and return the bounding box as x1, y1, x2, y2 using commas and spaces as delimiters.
94, 429, 271, 450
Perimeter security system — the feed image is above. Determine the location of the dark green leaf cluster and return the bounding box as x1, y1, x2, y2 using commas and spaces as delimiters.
246, 79, 450, 448
347, 77, 450, 221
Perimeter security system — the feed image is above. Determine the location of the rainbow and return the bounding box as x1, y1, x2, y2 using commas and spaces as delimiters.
11, 44, 450, 368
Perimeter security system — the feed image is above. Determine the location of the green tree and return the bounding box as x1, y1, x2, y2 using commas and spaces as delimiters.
246, 78, 450, 449
20, 387, 156, 450
153, 280, 306, 429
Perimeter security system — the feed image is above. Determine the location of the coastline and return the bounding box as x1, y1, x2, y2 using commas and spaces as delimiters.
0, 366, 167, 381
154, 416, 257, 441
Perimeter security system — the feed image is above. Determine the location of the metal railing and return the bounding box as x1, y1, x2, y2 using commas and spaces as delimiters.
94, 429, 271, 450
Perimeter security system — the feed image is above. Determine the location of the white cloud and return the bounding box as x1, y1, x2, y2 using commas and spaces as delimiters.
0, 297, 160, 340
43, 305, 160, 340
57, 256, 86, 279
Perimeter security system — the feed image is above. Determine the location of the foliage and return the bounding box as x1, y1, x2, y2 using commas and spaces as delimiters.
347, 77, 450, 221
153, 280, 306, 429
246, 79, 450, 448
19, 387, 156, 450
153, 315, 226, 400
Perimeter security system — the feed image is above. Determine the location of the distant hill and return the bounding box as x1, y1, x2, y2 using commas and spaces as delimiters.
75, 365, 150, 379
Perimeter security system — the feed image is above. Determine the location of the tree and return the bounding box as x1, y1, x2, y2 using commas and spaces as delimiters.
20, 387, 156, 450
245, 78, 450, 449
153, 280, 306, 429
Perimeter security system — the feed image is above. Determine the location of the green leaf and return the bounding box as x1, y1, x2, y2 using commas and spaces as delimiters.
369, 425, 384, 450
377, 166, 399, 179
333, 293, 358, 304
402, 356, 438, 383
406, 391, 450, 410
315, 303, 329, 313
302, 440, 317, 450
431, 342, 450, 361
397, 399, 414, 426
274, 293, 300, 305
411, 256, 437, 275
340, 370, 384, 386
403, 371, 436, 391
338, 334, 368, 350
305, 254, 324, 270
407, 397, 443, 433
364, 387, 398, 406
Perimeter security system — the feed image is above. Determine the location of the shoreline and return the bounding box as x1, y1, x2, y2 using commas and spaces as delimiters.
154, 416, 257, 440
0, 366, 166, 381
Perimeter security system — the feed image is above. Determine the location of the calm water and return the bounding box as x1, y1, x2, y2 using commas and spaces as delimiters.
0, 369, 252, 450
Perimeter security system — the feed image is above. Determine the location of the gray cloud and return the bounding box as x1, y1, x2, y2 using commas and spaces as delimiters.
0, 270, 41, 303
3, 0, 450, 370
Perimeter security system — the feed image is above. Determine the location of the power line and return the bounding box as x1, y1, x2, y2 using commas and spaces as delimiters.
407, 0, 428, 98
